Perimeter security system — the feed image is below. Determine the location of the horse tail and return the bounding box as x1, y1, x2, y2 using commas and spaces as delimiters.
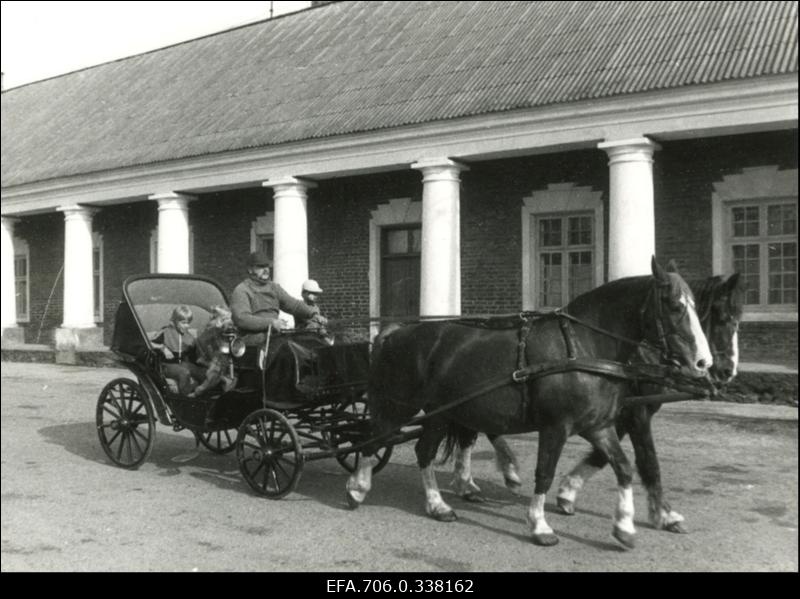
440, 421, 478, 465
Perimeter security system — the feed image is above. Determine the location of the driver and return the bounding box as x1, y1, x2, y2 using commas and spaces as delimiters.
230, 251, 322, 345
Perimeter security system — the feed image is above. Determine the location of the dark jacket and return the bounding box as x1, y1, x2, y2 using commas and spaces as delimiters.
152, 323, 197, 362
230, 278, 318, 333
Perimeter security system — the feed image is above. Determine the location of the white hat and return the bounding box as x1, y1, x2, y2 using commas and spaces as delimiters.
302, 279, 323, 294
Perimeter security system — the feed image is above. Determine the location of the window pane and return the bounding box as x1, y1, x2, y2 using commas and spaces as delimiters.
732, 244, 761, 304
732, 206, 759, 237
14, 256, 26, 277
539, 219, 562, 247
568, 216, 592, 246
14, 255, 28, 318
409, 228, 421, 253
385, 229, 408, 254
257, 235, 274, 261
768, 204, 797, 236
568, 251, 593, 300
767, 242, 797, 305
539, 253, 562, 306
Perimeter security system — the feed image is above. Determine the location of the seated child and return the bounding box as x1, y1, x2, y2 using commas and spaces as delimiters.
151, 305, 206, 395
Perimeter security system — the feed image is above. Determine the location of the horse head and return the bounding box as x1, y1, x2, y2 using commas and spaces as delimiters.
700, 273, 744, 384
645, 257, 713, 378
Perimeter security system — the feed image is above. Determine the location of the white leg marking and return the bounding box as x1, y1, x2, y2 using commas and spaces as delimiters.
731, 331, 739, 377
491, 436, 522, 487
615, 486, 636, 535
451, 444, 481, 496
527, 493, 553, 535
422, 465, 453, 517
345, 455, 375, 504
557, 461, 601, 503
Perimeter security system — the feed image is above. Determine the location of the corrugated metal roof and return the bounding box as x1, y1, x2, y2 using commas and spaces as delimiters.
2, 0, 797, 187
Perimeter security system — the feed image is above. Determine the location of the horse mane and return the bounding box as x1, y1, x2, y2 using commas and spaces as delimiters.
691, 275, 745, 321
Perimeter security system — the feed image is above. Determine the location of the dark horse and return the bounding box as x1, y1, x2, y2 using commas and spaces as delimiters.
450, 271, 744, 534
346, 258, 712, 548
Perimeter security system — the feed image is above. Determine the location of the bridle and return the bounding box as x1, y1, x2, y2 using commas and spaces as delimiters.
639, 278, 696, 367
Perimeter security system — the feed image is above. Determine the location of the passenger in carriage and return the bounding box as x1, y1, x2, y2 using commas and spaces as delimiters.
230, 251, 323, 344
151, 305, 206, 395
295, 279, 332, 343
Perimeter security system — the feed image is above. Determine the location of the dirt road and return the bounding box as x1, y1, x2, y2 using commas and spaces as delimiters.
1, 362, 796, 572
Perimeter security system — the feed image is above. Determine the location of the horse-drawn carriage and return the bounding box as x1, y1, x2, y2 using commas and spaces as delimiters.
97, 262, 741, 548
96, 274, 392, 498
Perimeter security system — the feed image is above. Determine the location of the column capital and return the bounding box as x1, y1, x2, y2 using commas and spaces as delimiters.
148, 192, 196, 209
1, 216, 20, 231
598, 138, 661, 164
411, 158, 469, 182
56, 204, 98, 220
263, 177, 317, 193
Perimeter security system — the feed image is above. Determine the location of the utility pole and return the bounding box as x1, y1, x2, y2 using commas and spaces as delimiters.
269, 1, 274, 19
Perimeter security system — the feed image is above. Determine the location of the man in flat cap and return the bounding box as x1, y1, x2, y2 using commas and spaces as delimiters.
230, 251, 322, 344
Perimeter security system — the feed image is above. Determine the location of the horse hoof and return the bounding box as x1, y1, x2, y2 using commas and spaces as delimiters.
430, 510, 458, 522
462, 492, 486, 504
613, 527, 636, 549
531, 533, 559, 547
556, 497, 575, 515
664, 521, 688, 534
504, 477, 523, 495
345, 491, 361, 510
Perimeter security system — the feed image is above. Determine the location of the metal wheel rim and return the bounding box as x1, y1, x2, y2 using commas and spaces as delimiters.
332, 400, 393, 474
197, 428, 238, 454
96, 378, 155, 469
236, 409, 303, 499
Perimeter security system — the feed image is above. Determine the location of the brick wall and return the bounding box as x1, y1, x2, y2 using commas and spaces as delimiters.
309, 171, 420, 339
191, 187, 274, 293
655, 130, 798, 362
95, 202, 155, 344
15, 213, 64, 344
12, 132, 795, 362
461, 150, 609, 314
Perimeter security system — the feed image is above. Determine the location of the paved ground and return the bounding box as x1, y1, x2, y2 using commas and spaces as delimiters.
1, 361, 797, 573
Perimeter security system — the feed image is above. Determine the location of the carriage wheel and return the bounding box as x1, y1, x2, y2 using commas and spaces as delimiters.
236, 409, 303, 499
96, 378, 155, 469
196, 428, 238, 454
332, 400, 393, 475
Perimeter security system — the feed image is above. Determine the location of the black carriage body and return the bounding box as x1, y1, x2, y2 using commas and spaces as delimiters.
100, 273, 388, 494
109, 274, 370, 428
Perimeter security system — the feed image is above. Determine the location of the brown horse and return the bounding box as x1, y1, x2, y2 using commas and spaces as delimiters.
346, 258, 712, 548
450, 272, 744, 534
554, 272, 744, 530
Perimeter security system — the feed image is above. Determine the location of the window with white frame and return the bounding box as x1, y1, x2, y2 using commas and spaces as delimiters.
149, 228, 194, 273
93, 233, 103, 323
250, 213, 274, 260
369, 198, 422, 338
536, 213, 595, 307
712, 166, 798, 319
14, 239, 30, 322
522, 183, 604, 310
727, 201, 797, 308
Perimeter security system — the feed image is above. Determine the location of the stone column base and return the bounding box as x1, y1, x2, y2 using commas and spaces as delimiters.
54, 327, 105, 365
1, 326, 25, 347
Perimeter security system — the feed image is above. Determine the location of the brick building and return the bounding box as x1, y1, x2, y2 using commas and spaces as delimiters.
1, 1, 797, 370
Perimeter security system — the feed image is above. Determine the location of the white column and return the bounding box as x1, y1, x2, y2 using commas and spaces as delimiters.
1, 217, 19, 330
57, 205, 96, 328
263, 177, 316, 298
411, 158, 468, 318
598, 138, 661, 280
149, 193, 194, 274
